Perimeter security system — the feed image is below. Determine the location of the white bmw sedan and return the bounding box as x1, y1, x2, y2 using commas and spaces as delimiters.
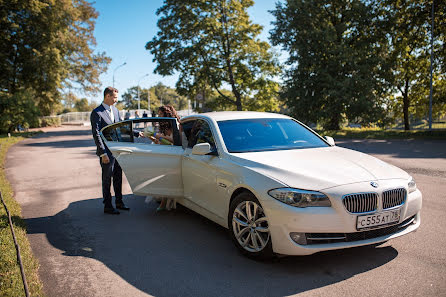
100, 111, 422, 259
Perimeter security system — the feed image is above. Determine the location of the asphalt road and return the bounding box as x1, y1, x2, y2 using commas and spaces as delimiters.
5, 126, 446, 297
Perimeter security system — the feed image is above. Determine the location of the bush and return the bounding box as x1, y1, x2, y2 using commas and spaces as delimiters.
0, 90, 40, 133
38, 116, 61, 127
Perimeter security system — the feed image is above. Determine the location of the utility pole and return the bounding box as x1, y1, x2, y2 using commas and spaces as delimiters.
148, 90, 151, 114
112, 62, 127, 88
137, 74, 149, 110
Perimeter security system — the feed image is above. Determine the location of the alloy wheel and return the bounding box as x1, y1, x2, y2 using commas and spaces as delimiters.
232, 200, 270, 252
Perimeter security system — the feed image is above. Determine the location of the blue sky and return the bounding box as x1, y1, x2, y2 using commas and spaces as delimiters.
90, 0, 280, 103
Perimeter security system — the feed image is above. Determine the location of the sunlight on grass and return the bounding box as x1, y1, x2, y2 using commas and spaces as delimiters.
318, 127, 446, 140
0, 132, 43, 297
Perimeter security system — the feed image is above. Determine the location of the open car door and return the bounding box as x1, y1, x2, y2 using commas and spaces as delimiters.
100, 118, 184, 198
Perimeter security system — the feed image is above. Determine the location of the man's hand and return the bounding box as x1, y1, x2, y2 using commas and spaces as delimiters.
101, 154, 110, 164
138, 131, 144, 138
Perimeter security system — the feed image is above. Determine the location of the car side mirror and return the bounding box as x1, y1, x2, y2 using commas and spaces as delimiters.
325, 136, 335, 146
192, 143, 216, 155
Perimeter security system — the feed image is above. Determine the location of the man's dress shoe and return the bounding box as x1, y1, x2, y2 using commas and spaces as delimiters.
116, 203, 130, 210
104, 207, 120, 215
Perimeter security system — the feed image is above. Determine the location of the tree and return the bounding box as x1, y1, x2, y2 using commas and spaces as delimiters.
0, 0, 110, 131
152, 83, 188, 110
270, 0, 390, 130
73, 98, 95, 112
60, 92, 79, 113
146, 0, 280, 111
122, 86, 142, 110
121, 84, 187, 112
381, 0, 446, 130
206, 82, 281, 112
122, 86, 157, 111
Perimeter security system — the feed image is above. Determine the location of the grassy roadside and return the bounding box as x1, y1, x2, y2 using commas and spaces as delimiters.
318, 127, 446, 140
0, 132, 44, 297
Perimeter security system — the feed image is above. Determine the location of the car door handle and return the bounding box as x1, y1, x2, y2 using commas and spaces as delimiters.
116, 148, 133, 154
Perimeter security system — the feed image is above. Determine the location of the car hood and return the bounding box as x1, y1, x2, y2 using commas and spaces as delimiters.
229, 146, 409, 191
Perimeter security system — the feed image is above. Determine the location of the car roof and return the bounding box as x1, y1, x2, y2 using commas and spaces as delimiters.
181, 111, 291, 122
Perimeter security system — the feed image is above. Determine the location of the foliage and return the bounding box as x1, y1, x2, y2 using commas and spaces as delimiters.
39, 116, 61, 127
0, 90, 40, 133
270, 0, 390, 130
122, 86, 152, 110
0, 133, 43, 296
320, 127, 446, 140
121, 83, 187, 112
0, 0, 110, 116
152, 83, 188, 110
205, 83, 281, 112
380, 0, 446, 130
58, 92, 97, 113
73, 98, 92, 112
146, 0, 280, 111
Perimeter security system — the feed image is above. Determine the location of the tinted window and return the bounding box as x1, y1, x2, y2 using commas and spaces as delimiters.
102, 122, 133, 142
186, 120, 216, 150
217, 118, 328, 153
101, 118, 181, 145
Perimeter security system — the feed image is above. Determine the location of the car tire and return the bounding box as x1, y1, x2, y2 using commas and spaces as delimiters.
228, 192, 274, 260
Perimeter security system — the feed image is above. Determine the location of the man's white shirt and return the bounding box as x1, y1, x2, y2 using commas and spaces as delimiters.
100, 102, 114, 158
102, 102, 115, 123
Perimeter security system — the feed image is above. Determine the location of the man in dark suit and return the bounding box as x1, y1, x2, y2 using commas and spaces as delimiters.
90, 86, 131, 214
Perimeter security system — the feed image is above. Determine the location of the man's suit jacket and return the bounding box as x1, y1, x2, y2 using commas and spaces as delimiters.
90, 104, 121, 158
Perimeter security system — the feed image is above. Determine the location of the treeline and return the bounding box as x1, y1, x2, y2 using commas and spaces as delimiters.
119, 83, 189, 112
118, 83, 262, 113
1, 1, 445, 133
147, 0, 445, 130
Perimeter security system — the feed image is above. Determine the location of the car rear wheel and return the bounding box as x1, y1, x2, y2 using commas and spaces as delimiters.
229, 192, 273, 259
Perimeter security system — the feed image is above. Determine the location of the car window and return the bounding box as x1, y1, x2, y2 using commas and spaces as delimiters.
102, 121, 134, 142
185, 119, 216, 149
101, 118, 181, 146
217, 118, 328, 153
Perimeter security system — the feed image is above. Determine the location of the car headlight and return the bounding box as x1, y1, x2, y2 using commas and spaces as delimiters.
268, 188, 331, 207
408, 176, 417, 193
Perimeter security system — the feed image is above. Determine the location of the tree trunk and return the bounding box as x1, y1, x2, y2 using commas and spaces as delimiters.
402, 79, 410, 131
221, 6, 242, 111
324, 116, 341, 130
403, 94, 410, 130
10, 45, 19, 93
226, 54, 242, 111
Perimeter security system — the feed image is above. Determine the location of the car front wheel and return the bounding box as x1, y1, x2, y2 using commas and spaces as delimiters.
229, 192, 273, 259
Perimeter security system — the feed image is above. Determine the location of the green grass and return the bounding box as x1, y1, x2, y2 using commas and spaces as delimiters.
318, 127, 446, 140
0, 132, 44, 297
392, 120, 446, 130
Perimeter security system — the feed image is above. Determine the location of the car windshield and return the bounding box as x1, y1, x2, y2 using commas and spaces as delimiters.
217, 118, 329, 153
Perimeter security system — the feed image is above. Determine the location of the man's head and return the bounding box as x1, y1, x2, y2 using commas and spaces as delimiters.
103, 87, 118, 106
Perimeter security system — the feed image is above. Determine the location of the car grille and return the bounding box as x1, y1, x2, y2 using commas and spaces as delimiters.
342, 187, 407, 214
342, 193, 378, 213
304, 215, 416, 245
382, 188, 406, 209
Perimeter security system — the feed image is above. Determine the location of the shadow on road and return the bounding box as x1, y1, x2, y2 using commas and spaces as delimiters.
25, 196, 398, 297
26, 139, 96, 149
35, 129, 92, 138
24, 128, 96, 149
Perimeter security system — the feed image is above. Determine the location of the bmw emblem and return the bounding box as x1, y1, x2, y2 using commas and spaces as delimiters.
370, 181, 379, 188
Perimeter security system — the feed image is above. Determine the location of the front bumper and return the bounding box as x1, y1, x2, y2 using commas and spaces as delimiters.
259, 179, 422, 256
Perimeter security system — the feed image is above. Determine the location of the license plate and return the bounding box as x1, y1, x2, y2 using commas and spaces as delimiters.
356, 209, 400, 230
